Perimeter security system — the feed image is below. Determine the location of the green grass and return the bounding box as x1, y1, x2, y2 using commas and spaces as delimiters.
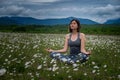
0, 32, 120, 80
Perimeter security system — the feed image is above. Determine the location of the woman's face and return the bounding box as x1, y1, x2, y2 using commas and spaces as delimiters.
70, 21, 78, 30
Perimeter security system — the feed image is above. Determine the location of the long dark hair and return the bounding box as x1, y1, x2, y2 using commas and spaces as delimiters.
69, 19, 81, 32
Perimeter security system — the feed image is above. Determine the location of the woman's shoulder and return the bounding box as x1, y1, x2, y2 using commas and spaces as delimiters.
65, 33, 70, 39
66, 33, 71, 36
80, 33, 85, 36
79, 33, 85, 38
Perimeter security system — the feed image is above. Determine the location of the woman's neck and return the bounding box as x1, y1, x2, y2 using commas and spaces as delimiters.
72, 30, 78, 35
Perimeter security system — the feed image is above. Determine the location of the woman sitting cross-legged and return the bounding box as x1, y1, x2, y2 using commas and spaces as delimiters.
46, 19, 91, 64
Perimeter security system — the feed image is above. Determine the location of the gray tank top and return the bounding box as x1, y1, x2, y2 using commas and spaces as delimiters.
68, 33, 81, 55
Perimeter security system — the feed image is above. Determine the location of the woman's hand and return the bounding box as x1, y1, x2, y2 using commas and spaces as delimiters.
45, 48, 54, 53
86, 50, 91, 55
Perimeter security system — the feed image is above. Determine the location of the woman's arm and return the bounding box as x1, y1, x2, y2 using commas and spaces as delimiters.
80, 33, 91, 54
46, 34, 69, 53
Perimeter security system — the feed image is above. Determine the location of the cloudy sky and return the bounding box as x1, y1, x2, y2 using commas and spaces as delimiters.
0, 0, 120, 23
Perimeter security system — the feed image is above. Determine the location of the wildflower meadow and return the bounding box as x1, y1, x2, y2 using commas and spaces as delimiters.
0, 32, 120, 80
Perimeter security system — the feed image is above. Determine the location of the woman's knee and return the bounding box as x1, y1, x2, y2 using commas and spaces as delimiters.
50, 52, 61, 58
77, 53, 89, 62
50, 52, 56, 58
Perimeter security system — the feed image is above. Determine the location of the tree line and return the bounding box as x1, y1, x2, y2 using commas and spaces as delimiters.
0, 24, 120, 35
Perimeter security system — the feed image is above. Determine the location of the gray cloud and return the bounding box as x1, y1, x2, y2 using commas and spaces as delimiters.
0, 0, 120, 23
91, 4, 120, 22
0, 5, 29, 16
27, 0, 59, 3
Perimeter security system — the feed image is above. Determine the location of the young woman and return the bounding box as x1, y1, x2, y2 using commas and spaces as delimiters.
46, 19, 91, 64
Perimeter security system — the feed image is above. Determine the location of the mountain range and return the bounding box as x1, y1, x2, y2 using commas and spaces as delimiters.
104, 18, 120, 24
0, 16, 120, 25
